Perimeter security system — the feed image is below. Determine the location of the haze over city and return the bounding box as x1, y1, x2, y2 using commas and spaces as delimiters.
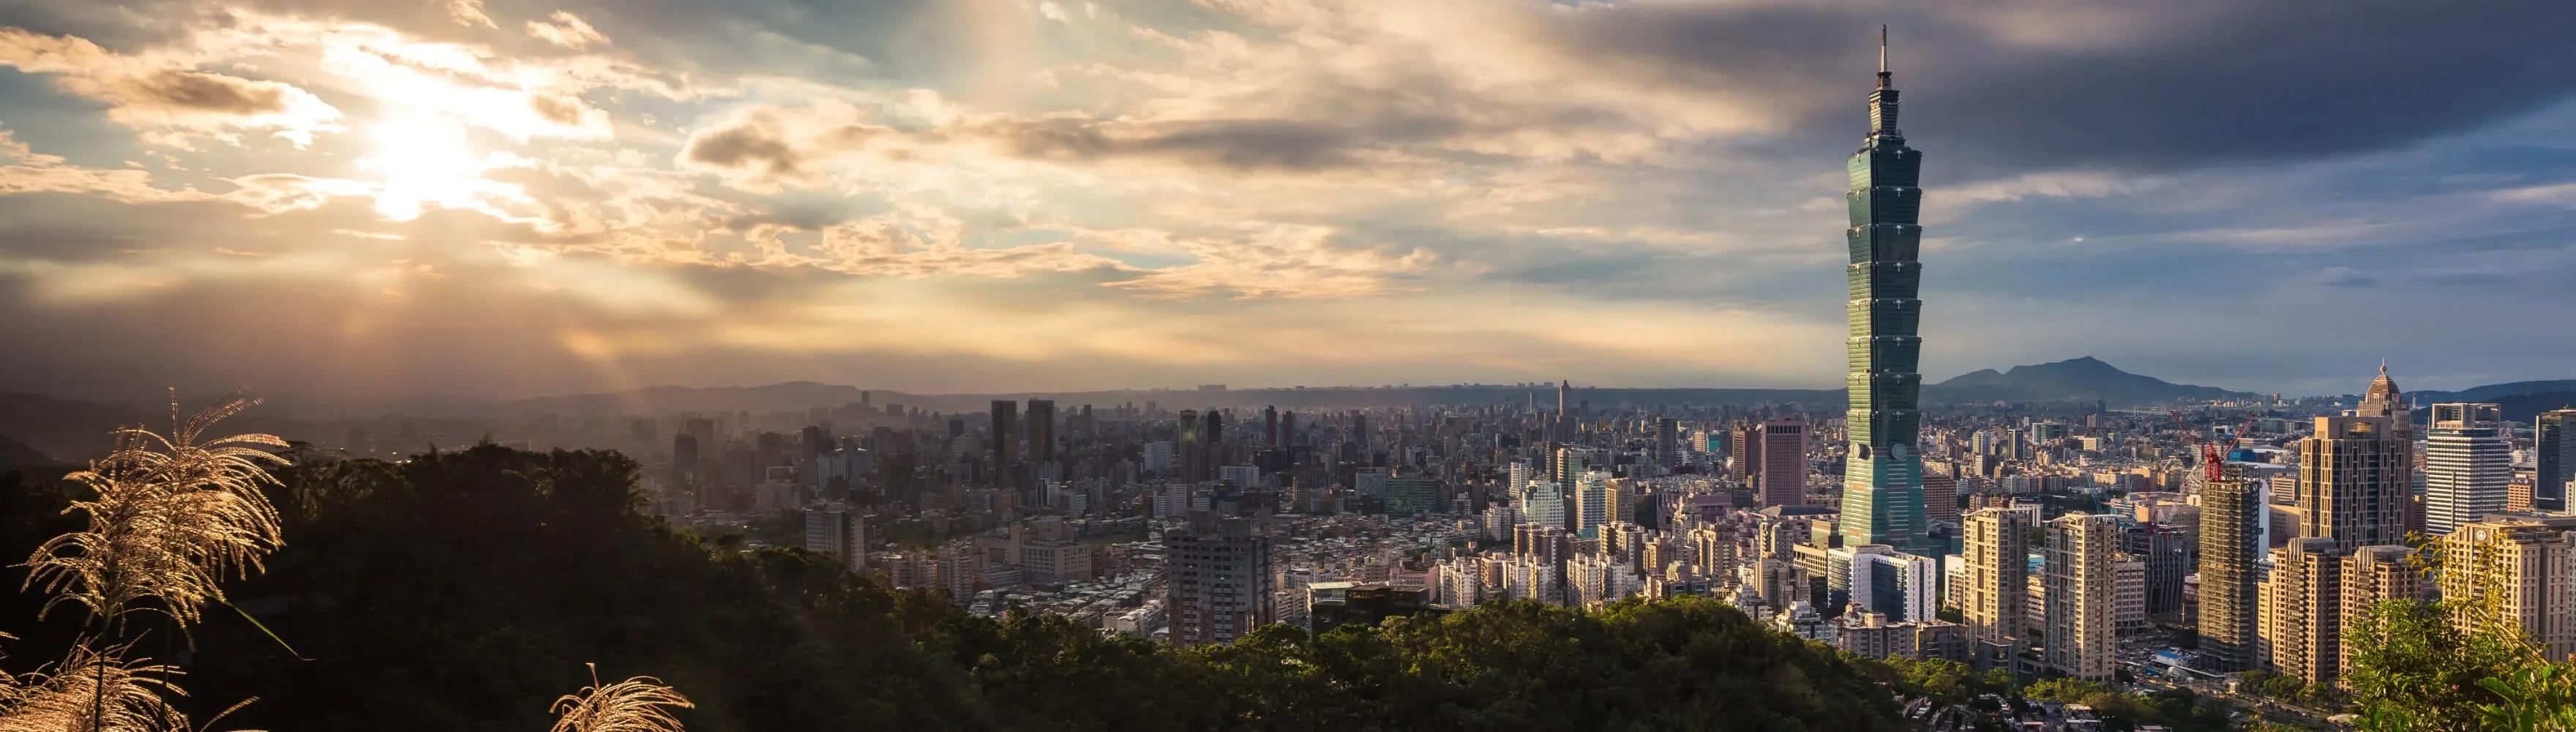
5, 3, 2576, 731
1, 2, 2572, 413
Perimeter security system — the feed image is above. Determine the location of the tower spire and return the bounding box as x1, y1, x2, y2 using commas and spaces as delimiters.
1877, 25, 1891, 89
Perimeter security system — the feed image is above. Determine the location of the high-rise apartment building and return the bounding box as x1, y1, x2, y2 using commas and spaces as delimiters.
2439, 516, 2576, 662
2341, 544, 2428, 680
1962, 508, 2032, 650
803, 503, 865, 568
2297, 414, 2410, 550
2537, 409, 2576, 513
2044, 513, 2117, 681
1837, 30, 1930, 555
1165, 512, 1275, 647
1574, 470, 1614, 539
2261, 537, 2344, 687
2198, 474, 2264, 671
2425, 403, 2510, 537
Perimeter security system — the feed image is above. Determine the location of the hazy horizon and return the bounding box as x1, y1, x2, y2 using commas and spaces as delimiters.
3, 2, 2572, 410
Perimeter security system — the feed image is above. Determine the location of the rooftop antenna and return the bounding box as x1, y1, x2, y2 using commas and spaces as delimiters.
1877, 25, 1893, 89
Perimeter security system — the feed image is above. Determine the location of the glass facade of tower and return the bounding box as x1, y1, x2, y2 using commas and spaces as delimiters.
1838, 60, 1930, 554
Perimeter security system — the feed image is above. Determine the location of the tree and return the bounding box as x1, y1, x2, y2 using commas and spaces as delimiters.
2344, 598, 2522, 731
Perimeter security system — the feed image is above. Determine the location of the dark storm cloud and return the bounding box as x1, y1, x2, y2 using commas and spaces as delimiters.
1540, 3, 2576, 176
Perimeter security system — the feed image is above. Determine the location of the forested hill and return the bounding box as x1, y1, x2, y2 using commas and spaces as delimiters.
0, 445, 1906, 731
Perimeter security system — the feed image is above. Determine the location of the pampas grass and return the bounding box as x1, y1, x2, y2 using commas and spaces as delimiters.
0, 640, 255, 732
549, 664, 693, 732
22, 393, 288, 629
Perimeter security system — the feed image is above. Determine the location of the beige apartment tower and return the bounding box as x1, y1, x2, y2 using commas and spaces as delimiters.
2261, 538, 2345, 687
2044, 513, 2119, 681
1962, 508, 2033, 648
2340, 544, 2428, 681
2439, 517, 2576, 661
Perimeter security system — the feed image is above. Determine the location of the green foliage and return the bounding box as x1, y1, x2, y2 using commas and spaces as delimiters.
2, 446, 1910, 731
2344, 598, 2525, 731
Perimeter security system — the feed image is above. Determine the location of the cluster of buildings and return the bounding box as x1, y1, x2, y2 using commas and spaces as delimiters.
318, 41, 2576, 710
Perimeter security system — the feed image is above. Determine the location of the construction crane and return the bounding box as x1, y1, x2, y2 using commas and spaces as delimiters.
2171, 408, 2228, 483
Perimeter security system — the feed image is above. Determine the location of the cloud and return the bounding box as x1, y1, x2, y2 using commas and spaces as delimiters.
525, 11, 609, 50
1096, 225, 1445, 299
445, 0, 496, 29
0, 27, 343, 146
2314, 266, 2379, 288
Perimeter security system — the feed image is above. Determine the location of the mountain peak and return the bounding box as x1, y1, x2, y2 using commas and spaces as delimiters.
1931, 356, 2253, 405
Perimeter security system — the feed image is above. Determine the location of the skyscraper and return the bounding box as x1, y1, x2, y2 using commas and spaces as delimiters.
1756, 419, 1807, 508
2198, 474, 2264, 672
2425, 403, 2509, 536
989, 399, 1017, 466
1837, 28, 1929, 555
2296, 414, 2409, 550
2045, 513, 2117, 682
2538, 409, 2576, 513
2353, 362, 2419, 534
1027, 399, 1056, 466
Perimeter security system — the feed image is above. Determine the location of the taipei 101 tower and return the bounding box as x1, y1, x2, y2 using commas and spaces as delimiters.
1836, 27, 1931, 554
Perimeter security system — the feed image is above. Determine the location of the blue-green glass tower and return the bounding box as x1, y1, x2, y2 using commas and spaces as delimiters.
1838, 28, 1929, 554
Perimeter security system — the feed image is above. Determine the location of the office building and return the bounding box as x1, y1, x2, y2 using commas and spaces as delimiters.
2045, 513, 2117, 682
1835, 27, 1932, 556
1756, 419, 1808, 508
2538, 409, 2576, 513
990, 400, 1016, 466
1026, 399, 1055, 466
1384, 477, 1442, 517
2439, 516, 2576, 662
2425, 403, 2510, 537
1165, 512, 1275, 647
2198, 474, 2264, 671
1921, 471, 1959, 529
1308, 583, 1434, 634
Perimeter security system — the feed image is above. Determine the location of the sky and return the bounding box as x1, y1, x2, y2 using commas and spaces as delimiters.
1, 1, 2572, 413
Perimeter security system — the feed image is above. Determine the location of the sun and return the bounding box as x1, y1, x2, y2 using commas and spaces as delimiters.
358, 112, 498, 221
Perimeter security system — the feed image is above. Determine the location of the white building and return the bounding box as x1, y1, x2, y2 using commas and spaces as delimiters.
803, 503, 865, 568
2425, 403, 2511, 536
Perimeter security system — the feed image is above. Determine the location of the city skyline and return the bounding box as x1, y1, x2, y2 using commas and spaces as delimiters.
1, 3, 2573, 411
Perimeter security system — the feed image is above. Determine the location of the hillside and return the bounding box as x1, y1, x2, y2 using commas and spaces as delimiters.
1924, 356, 2258, 406
0, 446, 1906, 731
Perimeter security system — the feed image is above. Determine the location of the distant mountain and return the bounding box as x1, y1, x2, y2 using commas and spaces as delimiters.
2409, 380, 2576, 405
1923, 356, 2259, 406
0, 391, 149, 462
495, 381, 874, 417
